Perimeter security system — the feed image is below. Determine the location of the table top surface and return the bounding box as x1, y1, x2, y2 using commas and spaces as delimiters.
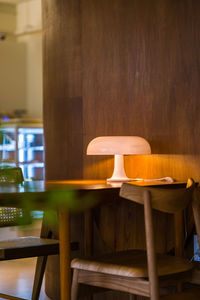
0, 179, 186, 194
0, 180, 121, 208
0, 179, 187, 209
0, 180, 120, 194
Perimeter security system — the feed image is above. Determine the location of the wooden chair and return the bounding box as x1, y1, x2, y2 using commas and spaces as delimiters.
71, 178, 198, 300
0, 167, 28, 227
0, 167, 59, 300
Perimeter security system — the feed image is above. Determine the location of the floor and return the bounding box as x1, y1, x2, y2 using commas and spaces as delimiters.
0, 221, 51, 300
0, 258, 51, 300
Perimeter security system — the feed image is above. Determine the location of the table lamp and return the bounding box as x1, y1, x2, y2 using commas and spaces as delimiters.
87, 136, 151, 182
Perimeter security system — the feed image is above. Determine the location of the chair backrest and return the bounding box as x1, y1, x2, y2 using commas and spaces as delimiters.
120, 178, 195, 214
0, 167, 24, 184
0, 167, 24, 227
120, 179, 196, 300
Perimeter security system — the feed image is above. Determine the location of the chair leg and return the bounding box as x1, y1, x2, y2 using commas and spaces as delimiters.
31, 256, 48, 300
71, 269, 80, 300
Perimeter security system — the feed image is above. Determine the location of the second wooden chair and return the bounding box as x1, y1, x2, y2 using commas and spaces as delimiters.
71, 178, 198, 300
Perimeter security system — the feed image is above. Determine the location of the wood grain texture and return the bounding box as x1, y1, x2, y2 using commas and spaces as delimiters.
78, 271, 150, 297
43, 0, 200, 299
58, 210, 70, 300
43, 0, 200, 181
43, 0, 83, 180
144, 191, 159, 300
120, 182, 194, 214
71, 250, 192, 278
71, 184, 195, 299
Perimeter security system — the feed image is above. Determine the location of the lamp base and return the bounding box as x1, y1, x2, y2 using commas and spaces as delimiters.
107, 154, 131, 182
107, 177, 131, 182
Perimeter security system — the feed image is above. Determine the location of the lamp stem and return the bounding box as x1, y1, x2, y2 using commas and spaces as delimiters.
107, 154, 129, 182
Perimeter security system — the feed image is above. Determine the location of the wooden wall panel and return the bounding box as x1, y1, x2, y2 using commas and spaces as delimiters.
43, 0, 200, 299
43, 0, 83, 179
82, 0, 200, 152
82, 0, 200, 181
43, 0, 200, 181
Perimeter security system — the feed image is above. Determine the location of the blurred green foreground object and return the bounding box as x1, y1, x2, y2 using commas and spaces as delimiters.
0, 166, 28, 226
0, 168, 98, 226
0, 167, 23, 184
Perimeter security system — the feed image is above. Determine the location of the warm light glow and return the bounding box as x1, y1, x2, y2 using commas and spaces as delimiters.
87, 136, 151, 182
87, 136, 151, 155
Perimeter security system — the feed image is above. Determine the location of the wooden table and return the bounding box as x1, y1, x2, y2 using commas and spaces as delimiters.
0, 180, 122, 300
45, 180, 121, 300
0, 179, 185, 300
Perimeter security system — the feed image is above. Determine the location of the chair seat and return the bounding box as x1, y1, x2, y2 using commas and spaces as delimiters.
71, 250, 193, 278
0, 237, 59, 260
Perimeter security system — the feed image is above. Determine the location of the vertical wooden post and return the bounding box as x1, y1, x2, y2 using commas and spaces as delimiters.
59, 209, 71, 300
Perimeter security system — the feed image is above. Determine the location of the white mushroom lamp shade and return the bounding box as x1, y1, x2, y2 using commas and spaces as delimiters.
87, 136, 151, 182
